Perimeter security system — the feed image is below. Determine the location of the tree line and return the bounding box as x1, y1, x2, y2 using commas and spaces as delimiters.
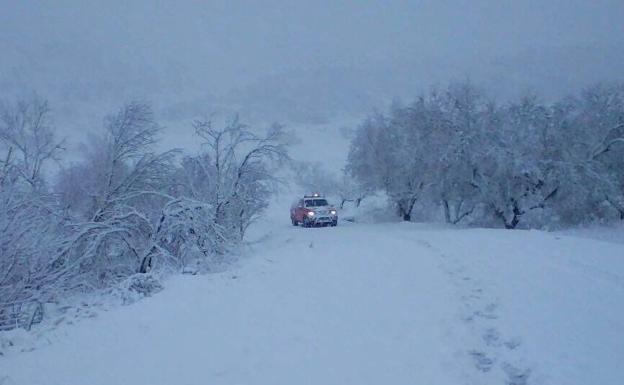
0, 98, 287, 325
347, 82, 624, 228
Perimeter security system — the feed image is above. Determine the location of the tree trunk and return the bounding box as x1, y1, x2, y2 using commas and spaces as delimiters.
494, 207, 520, 230
400, 200, 415, 221
397, 202, 410, 221
504, 215, 520, 229
406, 197, 418, 222
239, 208, 245, 240
442, 200, 451, 223
605, 196, 624, 220
0, 147, 13, 188
139, 254, 152, 273
503, 201, 523, 229
451, 202, 474, 225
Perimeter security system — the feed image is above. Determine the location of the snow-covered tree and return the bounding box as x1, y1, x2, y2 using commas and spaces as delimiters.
0, 97, 65, 325
183, 117, 288, 240
291, 161, 340, 197
348, 81, 624, 228
469, 95, 559, 228
0, 97, 64, 191
542, 85, 624, 224
54, 102, 177, 287
0, 97, 291, 328
572, 85, 624, 220
427, 83, 486, 224
292, 161, 369, 208
348, 105, 432, 221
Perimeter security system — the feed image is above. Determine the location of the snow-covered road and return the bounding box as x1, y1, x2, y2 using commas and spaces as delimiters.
2, 222, 624, 385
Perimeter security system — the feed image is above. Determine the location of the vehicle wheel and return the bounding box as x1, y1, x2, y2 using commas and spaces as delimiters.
291, 217, 298, 226
302, 218, 309, 228
331, 220, 337, 227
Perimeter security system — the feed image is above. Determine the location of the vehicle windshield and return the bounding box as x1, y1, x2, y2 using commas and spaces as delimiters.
305, 199, 329, 207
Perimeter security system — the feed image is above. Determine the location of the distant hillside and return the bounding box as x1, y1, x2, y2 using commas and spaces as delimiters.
2, 38, 623, 133
223, 43, 624, 123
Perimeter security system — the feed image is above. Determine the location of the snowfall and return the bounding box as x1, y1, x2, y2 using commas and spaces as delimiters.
1, 123, 624, 385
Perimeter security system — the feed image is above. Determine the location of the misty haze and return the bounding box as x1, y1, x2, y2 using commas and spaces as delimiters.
1, 2, 623, 385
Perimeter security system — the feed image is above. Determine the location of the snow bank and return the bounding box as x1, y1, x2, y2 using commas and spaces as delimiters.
557, 222, 624, 245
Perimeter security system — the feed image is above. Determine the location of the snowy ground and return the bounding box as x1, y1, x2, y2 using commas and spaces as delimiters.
2, 215, 623, 385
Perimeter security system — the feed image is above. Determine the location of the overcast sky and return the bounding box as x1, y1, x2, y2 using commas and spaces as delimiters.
2, 0, 624, 121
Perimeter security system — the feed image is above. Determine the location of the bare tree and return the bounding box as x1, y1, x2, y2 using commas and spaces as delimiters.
336, 171, 369, 208
186, 116, 289, 240
0, 97, 64, 190
291, 161, 339, 197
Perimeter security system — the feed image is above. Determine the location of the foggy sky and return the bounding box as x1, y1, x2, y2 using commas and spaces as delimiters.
2, 0, 624, 122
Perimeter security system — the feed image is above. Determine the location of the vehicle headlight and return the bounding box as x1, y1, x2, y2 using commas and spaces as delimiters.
330, 210, 337, 215
307, 211, 315, 217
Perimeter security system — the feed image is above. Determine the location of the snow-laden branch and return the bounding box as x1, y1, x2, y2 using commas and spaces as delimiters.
590, 123, 624, 160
